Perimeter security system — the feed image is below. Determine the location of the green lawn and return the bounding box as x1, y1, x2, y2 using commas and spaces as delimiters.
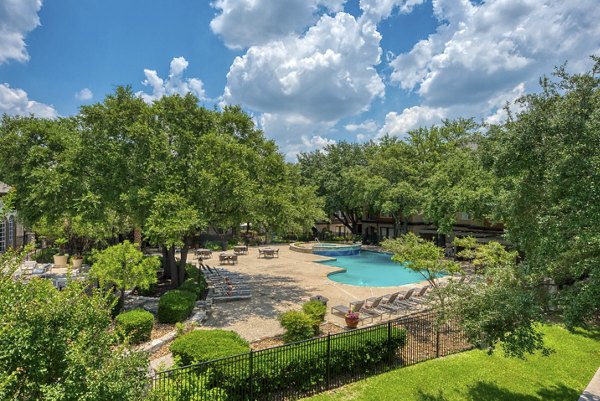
306, 325, 600, 401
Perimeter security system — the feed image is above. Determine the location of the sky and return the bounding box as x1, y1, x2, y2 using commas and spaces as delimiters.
1, 0, 599, 160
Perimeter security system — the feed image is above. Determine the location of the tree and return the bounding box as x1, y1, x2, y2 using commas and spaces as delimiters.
364, 136, 421, 237
405, 119, 495, 246
382, 233, 461, 356
0, 248, 150, 400
298, 141, 372, 235
448, 239, 551, 358
485, 57, 600, 329
0, 88, 329, 290
382, 233, 461, 309
252, 161, 326, 242
90, 240, 160, 309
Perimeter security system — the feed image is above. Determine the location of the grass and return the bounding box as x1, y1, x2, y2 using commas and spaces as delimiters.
305, 325, 600, 401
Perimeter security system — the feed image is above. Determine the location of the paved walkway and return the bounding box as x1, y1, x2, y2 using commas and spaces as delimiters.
579, 368, 600, 401
198, 244, 429, 342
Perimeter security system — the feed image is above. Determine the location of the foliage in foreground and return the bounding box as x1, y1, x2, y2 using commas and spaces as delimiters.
0, 249, 150, 401
306, 325, 599, 401
484, 58, 600, 330
153, 325, 407, 400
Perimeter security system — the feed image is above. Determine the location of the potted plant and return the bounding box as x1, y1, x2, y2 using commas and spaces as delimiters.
344, 311, 360, 329
53, 237, 68, 267
71, 254, 84, 269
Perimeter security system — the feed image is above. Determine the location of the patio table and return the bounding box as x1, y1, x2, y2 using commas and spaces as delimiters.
219, 253, 238, 265
258, 248, 279, 258
233, 245, 248, 255
196, 248, 213, 259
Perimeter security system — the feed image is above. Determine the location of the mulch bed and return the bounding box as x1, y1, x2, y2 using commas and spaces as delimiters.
250, 322, 347, 350
150, 322, 175, 341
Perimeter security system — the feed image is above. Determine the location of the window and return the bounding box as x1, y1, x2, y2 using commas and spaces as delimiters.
0, 219, 5, 252
7, 216, 15, 248
379, 227, 393, 239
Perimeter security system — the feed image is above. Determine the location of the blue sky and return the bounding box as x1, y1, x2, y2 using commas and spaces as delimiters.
1, 0, 599, 159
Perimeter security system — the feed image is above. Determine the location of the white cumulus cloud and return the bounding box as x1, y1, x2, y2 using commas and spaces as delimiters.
0, 0, 43, 64
379, 105, 447, 138
210, 0, 346, 49
389, 0, 600, 109
359, 0, 426, 23
136, 57, 206, 103
345, 119, 378, 133
0, 83, 57, 118
259, 112, 337, 161
224, 12, 384, 123
74, 88, 93, 101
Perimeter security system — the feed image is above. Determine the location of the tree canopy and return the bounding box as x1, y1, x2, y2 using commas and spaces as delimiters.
0, 88, 325, 286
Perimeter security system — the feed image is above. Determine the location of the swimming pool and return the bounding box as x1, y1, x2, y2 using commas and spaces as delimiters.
319, 251, 427, 287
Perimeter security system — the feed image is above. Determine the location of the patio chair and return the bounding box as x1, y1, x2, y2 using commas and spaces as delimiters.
360, 296, 392, 320
396, 286, 431, 310
389, 288, 417, 310
375, 292, 403, 314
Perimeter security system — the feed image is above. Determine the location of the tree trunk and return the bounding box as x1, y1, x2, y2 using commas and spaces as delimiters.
392, 213, 401, 238
169, 246, 181, 287
161, 246, 171, 279
164, 245, 180, 287
265, 230, 272, 244
437, 233, 447, 248
119, 287, 126, 314
178, 235, 192, 285
133, 227, 142, 250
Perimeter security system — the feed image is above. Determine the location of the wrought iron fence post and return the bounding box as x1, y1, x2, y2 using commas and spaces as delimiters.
326, 333, 331, 389
387, 320, 392, 366
249, 349, 254, 400
435, 314, 440, 358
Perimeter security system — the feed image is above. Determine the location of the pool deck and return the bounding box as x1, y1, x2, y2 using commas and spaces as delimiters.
198, 244, 430, 342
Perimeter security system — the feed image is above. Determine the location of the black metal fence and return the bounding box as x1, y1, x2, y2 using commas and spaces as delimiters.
151, 311, 472, 400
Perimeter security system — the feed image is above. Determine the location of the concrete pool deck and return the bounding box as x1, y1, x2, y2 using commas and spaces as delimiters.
198, 244, 430, 342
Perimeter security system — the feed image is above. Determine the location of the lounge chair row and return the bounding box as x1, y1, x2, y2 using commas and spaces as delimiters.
331, 286, 431, 324
199, 263, 252, 298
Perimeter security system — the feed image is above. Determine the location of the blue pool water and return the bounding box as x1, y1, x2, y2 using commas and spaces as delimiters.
319, 251, 427, 287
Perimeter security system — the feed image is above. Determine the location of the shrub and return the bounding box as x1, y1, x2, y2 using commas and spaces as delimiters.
179, 278, 207, 300
203, 241, 223, 251
184, 263, 200, 280
136, 283, 157, 296
209, 325, 408, 398
170, 330, 250, 365
302, 300, 327, 335
279, 311, 315, 343
115, 309, 154, 344
0, 249, 150, 401
147, 370, 227, 401
35, 247, 58, 263
157, 290, 197, 323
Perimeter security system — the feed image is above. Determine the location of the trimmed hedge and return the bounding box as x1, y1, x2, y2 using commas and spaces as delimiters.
279, 311, 314, 343
157, 290, 197, 324
170, 330, 250, 366
302, 300, 327, 335
179, 278, 207, 301
115, 309, 154, 344
208, 325, 408, 399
